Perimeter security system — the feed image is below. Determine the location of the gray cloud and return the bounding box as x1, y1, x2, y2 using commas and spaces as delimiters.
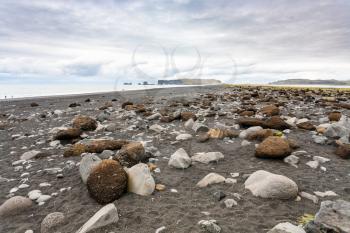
0, 0, 349, 84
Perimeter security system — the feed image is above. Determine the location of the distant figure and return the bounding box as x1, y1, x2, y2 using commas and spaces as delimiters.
4, 96, 6, 99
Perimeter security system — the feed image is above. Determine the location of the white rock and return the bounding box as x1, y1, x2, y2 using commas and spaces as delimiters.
18, 184, 29, 189
312, 135, 328, 144
76, 204, 119, 233
191, 152, 224, 164
39, 182, 51, 187
28, 190, 42, 200
244, 170, 298, 199
225, 178, 237, 184
196, 173, 226, 188
313, 156, 330, 164
224, 199, 237, 208
36, 195, 51, 203
239, 126, 263, 139
146, 113, 161, 120
296, 118, 309, 125
21, 150, 41, 160
149, 124, 165, 133
306, 160, 319, 169
230, 173, 239, 178
184, 118, 194, 130
284, 155, 299, 168
241, 140, 251, 146
79, 154, 102, 184
285, 117, 297, 127
268, 222, 306, 233
168, 148, 191, 169
314, 191, 338, 197
155, 226, 166, 233
292, 150, 309, 157
25, 230, 34, 233
126, 163, 155, 196
10, 187, 19, 193
300, 191, 318, 204
176, 133, 193, 141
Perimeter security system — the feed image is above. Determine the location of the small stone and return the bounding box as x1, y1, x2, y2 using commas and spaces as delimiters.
198, 219, 221, 233
191, 152, 224, 164
176, 133, 193, 141
225, 178, 237, 184
196, 173, 226, 188
36, 195, 51, 203
241, 140, 251, 146
306, 160, 319, 169
224, 199, 237, 208
314, 191, 338, 197
313, 156, 330, 164
155, 184, 166, 191
28, 190, 42, 200
18, 184, 29, 189
168, 148, 191, 169
283, 155, 299, 168
300, 191, 318, 204
41, 212, 66, 233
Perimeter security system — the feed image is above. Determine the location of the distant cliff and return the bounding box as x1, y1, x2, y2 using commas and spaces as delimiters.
270, 79, 350, 86
158, 79, 221, 85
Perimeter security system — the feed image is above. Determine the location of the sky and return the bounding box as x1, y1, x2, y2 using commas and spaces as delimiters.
0, 0, 350, 86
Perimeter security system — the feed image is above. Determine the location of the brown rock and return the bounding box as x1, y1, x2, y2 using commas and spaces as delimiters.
122, 101, 133, 109
287, 139, 300, 149
207, 128, 239, 139
297, 121, 316, 130
160, 116, 175, 123
335, 144, 350, 159
246, 129, 274, 141
180, 112, 197, 121
240, 111, 255, 117
87, 160, 127, 204
72, 115, 97, 131
99, 101, 113, 110
334, 102, 350, 110
328, 112, 341, 122
53, 128, 82, 140
255, 136, 292, 158
237, 118, 265, 127
115, 142, 148, 167
263, 116, 290, 130
30, 102, 39, 107
64, 140, 129, 157
197, 132, 210, 143
125, 104, 146, 113
260, 105, 280, 116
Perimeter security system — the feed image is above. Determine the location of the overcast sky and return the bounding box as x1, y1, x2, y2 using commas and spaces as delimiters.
0, 0, 350, 85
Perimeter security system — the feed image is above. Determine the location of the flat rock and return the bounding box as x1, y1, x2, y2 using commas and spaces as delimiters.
76, 203, 119, 233
244, 170, 298, 199
197, 173, 226, 188
191, 152, 224, 164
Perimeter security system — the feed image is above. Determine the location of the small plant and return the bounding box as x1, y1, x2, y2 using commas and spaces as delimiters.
298, 213, 315, 226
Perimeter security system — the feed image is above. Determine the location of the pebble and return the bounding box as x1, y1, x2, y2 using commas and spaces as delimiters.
224, 199, 237, 208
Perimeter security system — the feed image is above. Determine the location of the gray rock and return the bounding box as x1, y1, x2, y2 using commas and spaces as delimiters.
192, 122, 209, 133
79, 154, 102, 184
0, 196, 32, 216
168, 148, 191, 169
99, 150, 114, 160
41, 212, 66, 233
213, 191, 226, 201
313, 200, 350, 233
184, 118, 194, 130
312, 135, 328, 145
268, 222, 306, 233
96, 112, 110, 122
244, 170, 298, 199
191, 152, 224, 164
175, 133, 193, 141
283, 155, 299, 168
146, 113, 161, 120
224, 199, 237, 208
20, 150, 41, 160
126, 163, 155, 196
76, 203, 119, 233
198, 219, 221, 233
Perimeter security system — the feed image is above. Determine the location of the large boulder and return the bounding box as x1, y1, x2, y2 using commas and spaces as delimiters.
168, 148, 191, 169
196, 173, 226, 188
79, 154, 102, 184
260, 105, 280, 116
244, 170, 298, 199
53, 128, 82, 140
191, 152, 224, 164
268, 222, 305, 233
255, 136, 292, 158
312, 200, 350, 233
41, 212, 66, 233
0, 196, 32, 217
86, 160, 127, 204
72, 115, 98, 131
126, 163, 155, 196
76, 204, 119, 233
